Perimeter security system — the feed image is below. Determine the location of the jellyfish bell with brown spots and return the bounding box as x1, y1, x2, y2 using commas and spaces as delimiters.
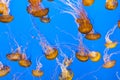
0, 62, 10, 77
88, 51, 101, 62
19, 54, 31, 67
105, 24, 118, 48
105, 0, 118, 10
82, 0, 94, 6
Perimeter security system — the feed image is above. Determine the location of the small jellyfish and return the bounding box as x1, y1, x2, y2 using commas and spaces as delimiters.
105, 0, 118, 10
85, 30, 101, 40
58, 0, 93, 34
0, 61, 10, 77
40, 16, 50, 23
118, 20, 120, 28
88, 51, 101, 62
56, 58, 74, 80
32, 57, 43, 77
0, 0, 14, 23
105, 24, 118, 48
19, 53, 31, 67
6, 48, 21, 61
82, 0, 94, 6
102, 48, 120, 68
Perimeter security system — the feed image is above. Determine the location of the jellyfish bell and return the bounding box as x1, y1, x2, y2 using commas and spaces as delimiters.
59, 69, 74, 80
45, 47, 58, 60
6, 52, 21, 61
103, 60, 116, 68
40, 16, 50, 23
0, 15, 14, 23
28, 0, 42, 5
118, 20, 120, 28
76, 51, 89, 62
82, 0, 94, 6
0, 66, 10, 77
78, 23, 93, 34
19, 54, 31, 67
85, 32, 101, 40
105, 41, 117, 48
88, 51, 101, 62
105, 0, 118, 10
32, 70, 43, 77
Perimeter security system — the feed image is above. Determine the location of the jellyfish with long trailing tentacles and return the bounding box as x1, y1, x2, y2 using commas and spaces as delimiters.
0, 0, 13, 23
0, 61, 10, 77
30, 16, 58, 60
18, 53, 31, 67
105, 0, 118, 10
32, 56, 44, 77
82, 0, 94, 6
57, 0, 93, 34
105, 24, 118, 48
102, 48, 120, 68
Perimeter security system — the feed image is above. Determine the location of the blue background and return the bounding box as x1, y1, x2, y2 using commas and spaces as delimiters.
0, 0, 120, 80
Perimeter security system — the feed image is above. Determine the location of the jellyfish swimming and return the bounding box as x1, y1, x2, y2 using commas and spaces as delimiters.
105, 0, 118, 10
56, 58, 74, 80
30, 16, 58, 60
0, 0, 13, 23
27, 0, 49, 17
32, 57, 43, 77
82, 0, 94, 6
102, 48, 120, 68
40, 16, 50, 23
58, 0, 93, 34
85, 29, 101, 40
105, 24, 118, 48
0, 61, 10, 77
19, 53, 31, 67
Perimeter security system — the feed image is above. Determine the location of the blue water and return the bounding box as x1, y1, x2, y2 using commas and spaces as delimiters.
0, 0, 120, 80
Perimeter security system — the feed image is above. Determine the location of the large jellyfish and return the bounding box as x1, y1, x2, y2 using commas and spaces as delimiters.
57, 0, 93, 34
105, 24, 118, 48
105, 0, 118, 10
32, 56, 44, 77
0, 61, 10, 77
102, 48, 120, 68
82, 0, 94, 6
30, 16, 58, 60
0, 0, 13, 23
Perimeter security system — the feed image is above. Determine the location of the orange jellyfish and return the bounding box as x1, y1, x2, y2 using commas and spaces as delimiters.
105, 0, 118, 10
88, 51, 101, 62
0, 61, 10, 77
6, 47, 21, 61
85, 29, 101, 40
27, 0, 49, 17
0, 0, 13, 23
118, 20, 120, 28
19, 54, 31, 67
102, 48, 120, 68
40, 16, 50, 23
58, 0, 93, 34
105, 24, 118, 48
56, 58, 74, 80
82, 0, 94, 6
32, 57, 43, 77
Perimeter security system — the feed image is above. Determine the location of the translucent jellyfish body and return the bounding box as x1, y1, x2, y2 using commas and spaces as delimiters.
105, 0, 118, 10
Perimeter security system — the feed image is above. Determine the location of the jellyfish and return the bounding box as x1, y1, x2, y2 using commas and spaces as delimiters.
27, 0, 49, 17
0, 0, 13, 23
105, 24, 118, 48
40, 16, 50, 23
18, 53, 31, 67
118, 20, 120, 28
102, 48, 120, 68
0, 61, 10, 77
85, 29, 101, 40
57, 0, 93, 34
56, 58, 74, 80
88, 51, 101, 62
30, 16, 58, 60
105, 0, 118, 10
32, 57, 44, 77
82, 0, 94, 6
